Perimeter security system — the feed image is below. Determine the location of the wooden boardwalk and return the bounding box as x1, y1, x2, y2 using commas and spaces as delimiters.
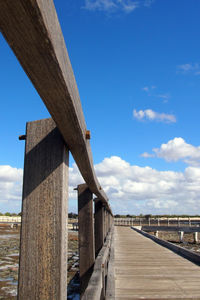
114, 227, 200, 299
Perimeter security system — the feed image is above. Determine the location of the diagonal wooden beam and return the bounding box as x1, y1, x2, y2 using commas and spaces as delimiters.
0, 0, 111, 209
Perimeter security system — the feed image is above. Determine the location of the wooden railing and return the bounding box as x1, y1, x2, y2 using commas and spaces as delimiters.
114, 217, 200, 227
82, 226, 115, 300
0, 1, 113, 299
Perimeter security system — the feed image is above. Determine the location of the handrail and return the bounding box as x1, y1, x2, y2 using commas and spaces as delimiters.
82, 226, 115, 300
0, 0, 111, 211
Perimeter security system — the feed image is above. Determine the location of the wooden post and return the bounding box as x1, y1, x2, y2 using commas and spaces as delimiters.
103, 207, 106, 241
94, 198, 104, 257
105, 210, 108, 236
78, 184, 95, 296
194, 232, 199, 244
179, 231, 184, 243
18, 118, 69, 300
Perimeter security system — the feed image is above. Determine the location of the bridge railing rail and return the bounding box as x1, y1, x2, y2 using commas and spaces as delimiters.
0, 1, 113, 299
114, 217, 200, 227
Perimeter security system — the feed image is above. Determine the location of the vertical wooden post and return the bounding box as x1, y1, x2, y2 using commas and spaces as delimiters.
18, 118, 69, 300
194, 232, 198, 244
104, 209, 107, 237
94, 198, 104, 257
179, 231, 184, 243
78, 184, 95, 295
106, 210, 108, 234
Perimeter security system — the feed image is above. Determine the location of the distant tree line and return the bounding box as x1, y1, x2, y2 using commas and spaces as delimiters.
68, 212, 78, 218
0, 212, 22, 216
1, 212, 199, 218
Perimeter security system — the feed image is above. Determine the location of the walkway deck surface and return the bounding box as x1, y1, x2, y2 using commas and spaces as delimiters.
114, 227, 200, 299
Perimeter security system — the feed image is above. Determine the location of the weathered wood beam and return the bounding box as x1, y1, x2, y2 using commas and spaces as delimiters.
18, 118, 68, 300
0, 0, 111, 211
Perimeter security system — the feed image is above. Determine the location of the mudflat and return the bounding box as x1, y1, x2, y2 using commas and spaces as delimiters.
0, 225, 79, 299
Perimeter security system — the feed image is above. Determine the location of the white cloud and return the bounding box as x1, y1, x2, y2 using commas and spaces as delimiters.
141, 137, 200, 167
142, 86, 169, 103
69, 156, 200, 215
140, 152, 155, 158
142, 85, 156, 93
177, 63, 200, 75
133, 109, 176, 123
83, 0, 154, 13
0, 166, 23, 213
2, 156, 200, 215
156, 93, 170, 102
84, 0, 117, 11
153, 137, 200, 166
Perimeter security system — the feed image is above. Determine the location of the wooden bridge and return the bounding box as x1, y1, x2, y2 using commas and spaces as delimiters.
114, 227, 200, 299
1, 1, 200, 299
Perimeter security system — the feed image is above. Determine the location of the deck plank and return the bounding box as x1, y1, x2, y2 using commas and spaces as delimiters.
114, 227, 200, 299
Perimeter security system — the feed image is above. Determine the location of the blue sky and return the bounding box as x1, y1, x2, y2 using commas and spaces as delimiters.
1, 0, 200, 215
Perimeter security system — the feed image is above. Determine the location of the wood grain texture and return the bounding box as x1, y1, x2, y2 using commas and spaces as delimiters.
114, 227, 200, 299
18, 118, 69, 300
0, 0, 111, 212
94, 198, 104, 257
83, 228, 113, 300
78, 184, 95, 295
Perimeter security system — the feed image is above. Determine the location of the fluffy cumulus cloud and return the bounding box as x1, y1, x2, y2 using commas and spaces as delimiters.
83, 0, 154, 13
0, 165, 23, 213
142, 137, 200, 166
133, 109, 176, 123
1, 153, 200, 215
66, 156, 200, 215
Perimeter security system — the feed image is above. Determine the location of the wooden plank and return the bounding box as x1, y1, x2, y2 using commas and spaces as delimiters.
133, 227, 200, 265
94, 198, 104, 257
18, 118, 68, 300
0, 0, 111, 212
114, 227, 200, 299
78, 184, 95, 295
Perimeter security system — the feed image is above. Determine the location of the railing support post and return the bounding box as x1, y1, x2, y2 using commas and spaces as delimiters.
194, 232, 199, 244
78, 184, 95, 296
94, 198, 104, 257
104, 209, 106, 237
18, 118, 69, 300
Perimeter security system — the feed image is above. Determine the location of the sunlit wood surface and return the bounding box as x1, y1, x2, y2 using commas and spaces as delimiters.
114, 227, 200, 299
